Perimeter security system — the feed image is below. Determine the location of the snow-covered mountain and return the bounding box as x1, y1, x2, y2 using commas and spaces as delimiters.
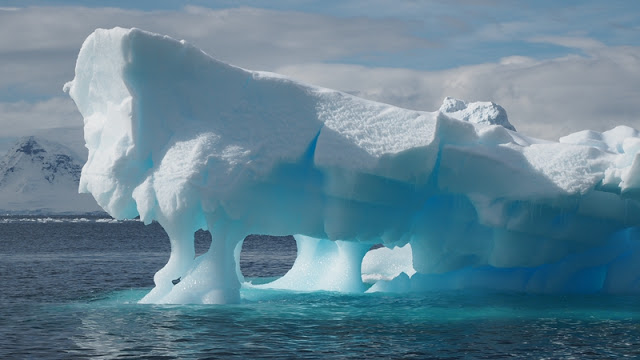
0, 136, 103, 214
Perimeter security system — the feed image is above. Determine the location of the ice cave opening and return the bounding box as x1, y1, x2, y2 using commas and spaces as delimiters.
168, 227, 416, 297
239, 234, 296, 280
176, 230, 410, 292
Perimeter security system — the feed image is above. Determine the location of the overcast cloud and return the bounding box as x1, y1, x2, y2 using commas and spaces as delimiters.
0, 3, 639, 147
0, 5, 428, 140
278, 41, 640, 139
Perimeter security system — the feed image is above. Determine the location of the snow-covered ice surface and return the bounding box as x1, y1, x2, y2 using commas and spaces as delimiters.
65, 28, 640, 304
0, 136, 103, 214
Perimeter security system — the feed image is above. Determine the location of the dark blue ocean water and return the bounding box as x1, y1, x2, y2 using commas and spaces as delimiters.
1, 216, 640, 359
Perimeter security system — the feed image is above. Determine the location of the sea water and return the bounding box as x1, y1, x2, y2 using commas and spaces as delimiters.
1, 216, 639, 359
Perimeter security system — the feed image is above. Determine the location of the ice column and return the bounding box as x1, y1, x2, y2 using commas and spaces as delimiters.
262, 235, 372, 293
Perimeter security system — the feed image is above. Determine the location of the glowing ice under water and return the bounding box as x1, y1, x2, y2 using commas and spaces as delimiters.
65, 27, 640, 304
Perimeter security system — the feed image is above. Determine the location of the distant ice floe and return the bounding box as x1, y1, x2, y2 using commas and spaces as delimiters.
0, 217, 138, 224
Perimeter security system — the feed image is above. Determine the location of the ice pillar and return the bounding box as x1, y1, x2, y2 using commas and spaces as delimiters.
141, 216, 245, 304
262, 235, 372, 293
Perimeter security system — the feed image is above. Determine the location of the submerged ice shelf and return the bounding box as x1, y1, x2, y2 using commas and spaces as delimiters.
65, 27, 640, 304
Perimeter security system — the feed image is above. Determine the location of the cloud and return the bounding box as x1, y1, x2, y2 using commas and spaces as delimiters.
276, 44, 640, 140
0, 5, 428, 137
1, 4, 639, 142
528, 36, 606, 52
0, 97, 82, 136
0, 5, 428, 94
0, 6, 427, 66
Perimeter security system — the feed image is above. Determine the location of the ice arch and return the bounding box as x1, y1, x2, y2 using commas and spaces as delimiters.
65, 28, 640, 304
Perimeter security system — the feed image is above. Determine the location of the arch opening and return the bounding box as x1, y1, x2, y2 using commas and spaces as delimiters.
239, 235, 297, 283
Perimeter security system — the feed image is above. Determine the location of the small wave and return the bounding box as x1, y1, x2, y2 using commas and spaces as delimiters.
0, 217, 141, 224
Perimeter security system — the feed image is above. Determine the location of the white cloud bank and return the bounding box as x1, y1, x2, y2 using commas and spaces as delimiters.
0, 97, 80, 136
0, 5, 428, 141
0, 5, 639, 142
277, 41, 640, 140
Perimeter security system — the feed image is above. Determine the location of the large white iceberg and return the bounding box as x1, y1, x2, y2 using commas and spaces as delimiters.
64, 28, 640, 304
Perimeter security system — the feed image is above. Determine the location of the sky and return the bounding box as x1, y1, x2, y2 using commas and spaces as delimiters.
1, 0, 639, 155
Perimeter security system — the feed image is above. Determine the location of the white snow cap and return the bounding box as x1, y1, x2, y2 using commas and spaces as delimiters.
0, 136, 102, 213
65, 27, 640, 304
439, 96, 515, 131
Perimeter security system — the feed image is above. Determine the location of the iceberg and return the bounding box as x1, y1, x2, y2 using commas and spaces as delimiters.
64, 28, 640, 304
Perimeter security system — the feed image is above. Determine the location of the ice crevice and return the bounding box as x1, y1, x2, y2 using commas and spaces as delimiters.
65, 27, 640, 304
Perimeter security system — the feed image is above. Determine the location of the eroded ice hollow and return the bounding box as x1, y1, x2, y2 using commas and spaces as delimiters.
64, 28, 640, 304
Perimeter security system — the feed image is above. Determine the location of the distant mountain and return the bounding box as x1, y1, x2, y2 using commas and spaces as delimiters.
0, 136, 103, 214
